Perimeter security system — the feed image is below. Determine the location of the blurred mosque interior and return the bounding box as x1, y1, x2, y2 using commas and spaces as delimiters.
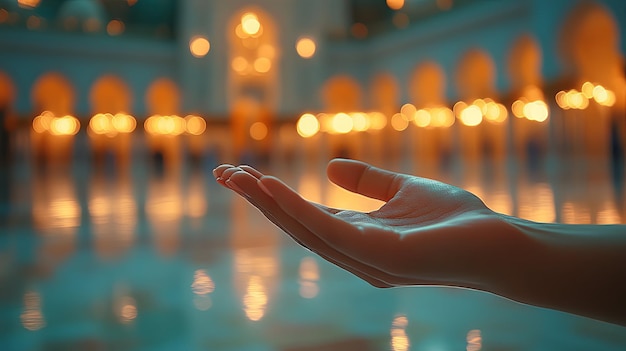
1, 0, 626, 350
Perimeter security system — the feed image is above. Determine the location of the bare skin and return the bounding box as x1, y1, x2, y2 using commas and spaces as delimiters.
214, 158, 626, 326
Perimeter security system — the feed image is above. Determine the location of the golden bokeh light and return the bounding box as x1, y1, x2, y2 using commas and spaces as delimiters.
243, 275, 268, 321
184, 115, 206, 135
413, 109, 431, 127
144, 115, 186, 136
350, 112, 370, 131
459, 105, 482, 126
391, 113, 408, 131
18, 0, 40, 8
368, 112, 387, 130
331, 113, 353, 134
386, 0, 405, 10
253, 57, 271, 73
189, 36, 210, 58
297, 113, 320, 138
241, 12, 261, 36
249, 121, 268, 140
296, 37, 316, 58
400, 103, 416, 121
391, 314, 410, 351
49, 115, 80, 136
89, 113, 136, 137
232, 56, 249, 73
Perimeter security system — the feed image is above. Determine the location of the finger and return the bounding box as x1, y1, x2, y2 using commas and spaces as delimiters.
227, 171, 395, 287
327, 159, 405, 202
259, 175, 399, 264
214, 164, 236, 186
239, 165, 264, 179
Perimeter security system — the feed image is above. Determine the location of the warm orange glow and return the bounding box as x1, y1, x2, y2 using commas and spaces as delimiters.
241, 12, 261, 36
253, 57, 271, 73
243, 275, 268, 321
189, 36, 210, 58
107, 20, 124, 36
368, 112, 387, 130
466, 329, 482, 351
144, 115, 185, 136
400, 103, 416, 121
296, 37, 316, 59
184, 115, 206, 135
249, 122, 268, 140
386, 0, 405, 10
413, 109, 431, 127
32, 111, 54, 134
459, 105, 482, 126
581, 81, 595, 98
350, 112, 370, 131
331, 113, 353, 134
232, 56, 249, 73
112, 113, 137, 133
89, 113, 136, 137
297, 113, 320, 138
391, 314, 410, 351
258, 44, 275, 59
18, 0, 40, 8
117, 296, 137, 324
391, 113, 408, 131
522, 100, 549, 122
48, 115, 80, 136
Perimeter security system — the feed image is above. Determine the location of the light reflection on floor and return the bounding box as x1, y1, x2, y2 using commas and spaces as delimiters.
0, 154, 625, 351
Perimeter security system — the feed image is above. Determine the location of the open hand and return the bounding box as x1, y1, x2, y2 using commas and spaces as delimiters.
214, 159, 523, 292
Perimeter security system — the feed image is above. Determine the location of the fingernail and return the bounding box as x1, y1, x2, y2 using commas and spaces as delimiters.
212, 168, 218, 177
225, 179, 244, 194
258, 179, 273, 197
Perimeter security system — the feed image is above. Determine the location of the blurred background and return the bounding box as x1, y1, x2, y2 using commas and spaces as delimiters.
0, 0, 625, 350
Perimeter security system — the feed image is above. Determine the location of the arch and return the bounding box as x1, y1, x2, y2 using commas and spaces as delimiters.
369, 72, 399, 113
145, 77, 180, 115
321, 75, 362, 112
560, 1, 624, 111
31, 72, 75, 115
227, 7, 280, 108
0, 71, 16, 107
455, 49, 496, 99
409, 61, 447, 106
508, 34, 542, 91
89, 75, 132, 114
560, 2, 621, 83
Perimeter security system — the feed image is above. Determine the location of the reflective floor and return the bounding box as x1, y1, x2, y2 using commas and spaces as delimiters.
1, 147, 625, 351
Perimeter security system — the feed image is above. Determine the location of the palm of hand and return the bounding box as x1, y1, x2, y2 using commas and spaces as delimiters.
215, 159, 501, 289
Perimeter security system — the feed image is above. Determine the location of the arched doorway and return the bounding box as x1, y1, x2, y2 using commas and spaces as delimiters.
507, 34, 548, 159
89, 75, 135, 166
227, 8, 279, 162
32, 72, 75, 116
90, 75, 132, 114
321, 74, 363, 159
409, 61, 453, 165
455, 49, 506, 161
559, 1, 625, 158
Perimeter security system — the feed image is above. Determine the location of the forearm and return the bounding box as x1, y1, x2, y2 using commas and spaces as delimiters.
493, 216, 626, 326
